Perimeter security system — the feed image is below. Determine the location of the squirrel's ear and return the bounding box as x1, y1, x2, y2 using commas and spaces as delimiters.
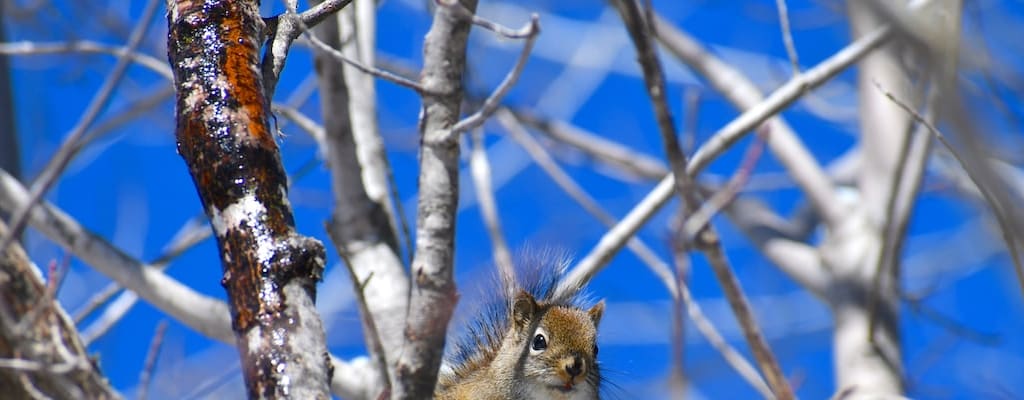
512, 290, 537, 330
588, 300, 606, 327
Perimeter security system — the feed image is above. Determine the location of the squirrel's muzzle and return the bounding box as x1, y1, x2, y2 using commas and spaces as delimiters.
557, 355, 588, 388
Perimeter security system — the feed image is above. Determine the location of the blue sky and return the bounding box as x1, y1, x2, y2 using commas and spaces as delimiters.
5, 0, 1024, 398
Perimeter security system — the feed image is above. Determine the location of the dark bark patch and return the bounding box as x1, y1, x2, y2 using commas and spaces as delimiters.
168, 0, 329, 397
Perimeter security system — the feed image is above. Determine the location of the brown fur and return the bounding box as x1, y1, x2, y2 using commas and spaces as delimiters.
436, 290, 604, 400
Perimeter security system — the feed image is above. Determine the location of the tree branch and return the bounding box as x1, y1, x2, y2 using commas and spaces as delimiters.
450, 13, 540, 134
652, 12, 846, 229
0, 220, 120, 399
260, 0, 354, 100
0, 168, 373, 400
167, 1, 330, 397
560, 17, 891, 294
0, 0, 160, 256
311, 3, 406, 395
394, 0, 478, 397
612, 2, 793, 397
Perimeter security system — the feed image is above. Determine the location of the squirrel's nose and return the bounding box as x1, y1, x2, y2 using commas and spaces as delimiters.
565, 356, 583, 378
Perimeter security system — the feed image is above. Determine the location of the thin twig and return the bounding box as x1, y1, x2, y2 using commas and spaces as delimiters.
867, 82, 935, 344
874, 83, 1024, 297
81, 87, 176, 145
652, 12, 846, 228
682, 87, 701, 155
680, 130, 768, 242
501, 109, 772, 396
302, 32, 427, 92
0, 0, 161, 254
272, 104, 326, 148
902, 293, 1000, 346
516, 111, 668, 180
78, 215, 208, 345
669, 255, 688, 396
498, 109, 677, 296
137, 320, 168, 400
261, 0, 354, 98
676, 264, 775, 399
612, 1, 793, 398
468, 130, 515, 292
450, 14, 540, 135
612, 0, 695, 210
0, 40, 172, 79
560, 20, 893, 293
300, 0, 354, 28
437, 0, 534, 39
775, 0, 801, 75
514, 109, 826, 298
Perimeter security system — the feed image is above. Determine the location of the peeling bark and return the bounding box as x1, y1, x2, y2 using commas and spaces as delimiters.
167, 1, 331, 398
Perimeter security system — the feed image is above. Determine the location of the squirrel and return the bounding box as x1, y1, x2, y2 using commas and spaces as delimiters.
435, 256, 606, 400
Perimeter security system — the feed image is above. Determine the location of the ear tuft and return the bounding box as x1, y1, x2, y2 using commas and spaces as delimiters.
512, 290, 538, 330
588, 300, 605, 327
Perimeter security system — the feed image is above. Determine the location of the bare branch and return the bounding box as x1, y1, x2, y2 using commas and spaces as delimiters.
336, 0, 410, 267
560, 18, 892, 293
468, 130, 515, 290
501, 109, 771, 396
676, 262, 774, 399
301, 0, 354, 28
438, 0, 534, 39
260, 0, 354, 99
512, 109, 827, 297
612, 1, 793, 397
611, 0, 694, 209
498, 109, 676, 296
775, 0, 801, 74
0, 0, 161, 255
0, 40, 172, 80
394, 0, 479, 397
680, 132, 766, 242
310, 4, 407, 394
78, 216, 208, 344
451, 14, 540, 134
272, 104, 326, 149
0, 220, 119, 399
136, 321, 168, 400
516, 111, 668, 180
719, 195, 828, 298
0, 168, 373, 399
876, 84, 1024, 295
867, 84, 935, 343
303, 31, 428, 92
653, 12, 846, 228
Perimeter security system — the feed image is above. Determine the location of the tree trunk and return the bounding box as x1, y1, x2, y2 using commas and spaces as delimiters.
166, 1, 331, 398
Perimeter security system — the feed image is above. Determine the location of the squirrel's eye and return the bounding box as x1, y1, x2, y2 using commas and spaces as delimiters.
593, 344, 599, 357
531, 333, 547, 351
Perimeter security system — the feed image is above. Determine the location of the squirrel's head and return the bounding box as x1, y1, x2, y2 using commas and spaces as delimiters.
512, 290, 605, 399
